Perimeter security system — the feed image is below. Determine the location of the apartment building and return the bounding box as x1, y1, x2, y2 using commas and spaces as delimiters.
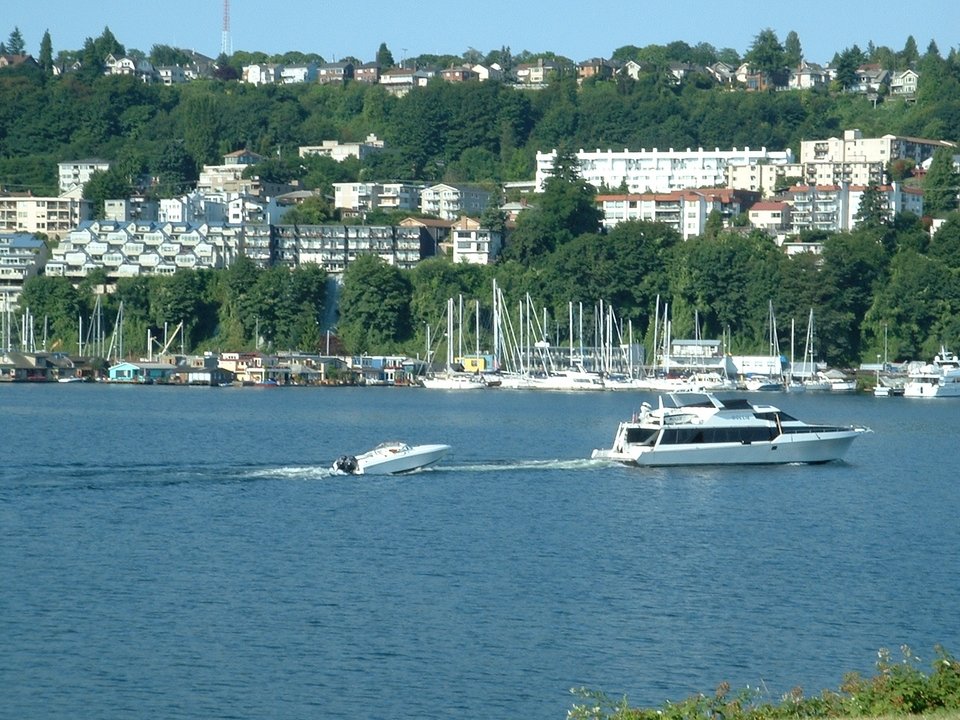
450, 216, 502, 264
58, 159, 111, 194
780, 182, 923, 233
0, 193, 92, 239
273, 224, 427, 272
0, 232, 47, 312
332, 181, 421, 215
538, 146, 793, 194
419, 184, 491, 220
595, 189, 757, 238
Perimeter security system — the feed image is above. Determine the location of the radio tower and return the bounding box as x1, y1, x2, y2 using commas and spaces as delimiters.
220, 0, 232, 56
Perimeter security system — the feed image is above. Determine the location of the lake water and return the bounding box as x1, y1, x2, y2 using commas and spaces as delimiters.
2, 384, 958, 719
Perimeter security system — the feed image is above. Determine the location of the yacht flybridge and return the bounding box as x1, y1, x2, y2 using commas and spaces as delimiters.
592, 393, 869, 467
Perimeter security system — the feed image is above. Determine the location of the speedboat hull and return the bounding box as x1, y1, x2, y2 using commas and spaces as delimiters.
332, 443, 451, 475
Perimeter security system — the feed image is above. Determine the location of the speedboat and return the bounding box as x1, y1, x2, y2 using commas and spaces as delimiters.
331, 442, 451, 475
591, 392, 869, 467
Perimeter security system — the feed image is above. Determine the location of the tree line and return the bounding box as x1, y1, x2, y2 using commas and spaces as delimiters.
3, 27, 960, 201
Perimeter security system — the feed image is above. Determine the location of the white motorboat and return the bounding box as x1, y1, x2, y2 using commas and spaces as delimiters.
742, 375, 784, 392
903, 346, 960, 398
591, 393, 869, 467
420, 372, 486, 390
331, 442, 451, 475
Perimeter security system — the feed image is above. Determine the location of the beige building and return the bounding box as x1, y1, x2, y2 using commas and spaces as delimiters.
0, 193, 92, 239
799, 128, 953, 167
747, 201, 792, 236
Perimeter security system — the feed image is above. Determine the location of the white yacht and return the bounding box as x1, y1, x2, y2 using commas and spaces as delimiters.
591, 393, 869, 467
420, 372, 486, 390
332, 442, 451, 475
528, 365, 606, 391
903, 347, 960, 398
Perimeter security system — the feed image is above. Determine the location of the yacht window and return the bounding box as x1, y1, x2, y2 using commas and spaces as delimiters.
625, 427, 659, 445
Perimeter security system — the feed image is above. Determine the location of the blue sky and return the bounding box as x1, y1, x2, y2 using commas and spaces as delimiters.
5, 0, 959, 66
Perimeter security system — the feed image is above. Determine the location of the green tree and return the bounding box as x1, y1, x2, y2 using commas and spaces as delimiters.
7, 27, 26, 55
819, 232, 888, 364
502, 148, 600, 265
39, 30, 53, 73
784, 31, 803, 67
854, 185, 889, 228
281, 196, 334, 225
923, 148, 960, 215
833, 46, 865, 90
151, 139, 197, 197
337, 254, 413, 352
745, 28, 785, 83
17, 275, 83, 353
82, 167, 131, 218
375, 42, 395, 69
900, 36, 919, 67
149, 44, 191, 67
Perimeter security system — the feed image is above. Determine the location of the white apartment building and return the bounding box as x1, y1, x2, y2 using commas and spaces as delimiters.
0, 193, 92, 239
45, 220, 246, 279
595, 189, 754, 239
419, 184, 490, 221
451, 216, 502, 264
58, 159, 111, 194
781, 182, 922, 233
537, 146, 794, 194
299, 134, 385, 163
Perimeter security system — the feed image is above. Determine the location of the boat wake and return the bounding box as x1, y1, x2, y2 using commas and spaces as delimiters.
242, 458, 609, 480
440, 458, 609, 473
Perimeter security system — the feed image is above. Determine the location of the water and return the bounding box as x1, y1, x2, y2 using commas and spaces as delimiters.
2, 385, 958, 719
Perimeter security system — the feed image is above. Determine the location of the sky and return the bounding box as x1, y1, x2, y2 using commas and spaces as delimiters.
4, 0, 959, 66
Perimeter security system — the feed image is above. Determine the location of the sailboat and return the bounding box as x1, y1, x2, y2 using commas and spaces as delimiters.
785, 318, 805, 393
800, 309, 831, 391
421, 297, 486, 390
744, 301, 784, 391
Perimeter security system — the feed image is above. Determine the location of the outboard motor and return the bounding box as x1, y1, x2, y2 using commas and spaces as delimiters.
334, 455, 359, 474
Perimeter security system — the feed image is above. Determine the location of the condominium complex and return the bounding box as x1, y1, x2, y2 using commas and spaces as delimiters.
536, 146, 794, 194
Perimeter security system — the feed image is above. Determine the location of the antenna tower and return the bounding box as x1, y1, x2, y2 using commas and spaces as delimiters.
220, 0, 232, 56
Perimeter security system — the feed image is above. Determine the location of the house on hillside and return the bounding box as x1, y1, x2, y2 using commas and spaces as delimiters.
890, 69, 920, 100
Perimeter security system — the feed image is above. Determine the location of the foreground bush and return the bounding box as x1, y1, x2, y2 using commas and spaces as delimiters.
569, 645, 960, 720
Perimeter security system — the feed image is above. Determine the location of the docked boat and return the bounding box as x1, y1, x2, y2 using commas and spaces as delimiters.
331, 442, 451, 475
903, 347, 960, 398
420, 372, 486, 390
591, 393, 869, 467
